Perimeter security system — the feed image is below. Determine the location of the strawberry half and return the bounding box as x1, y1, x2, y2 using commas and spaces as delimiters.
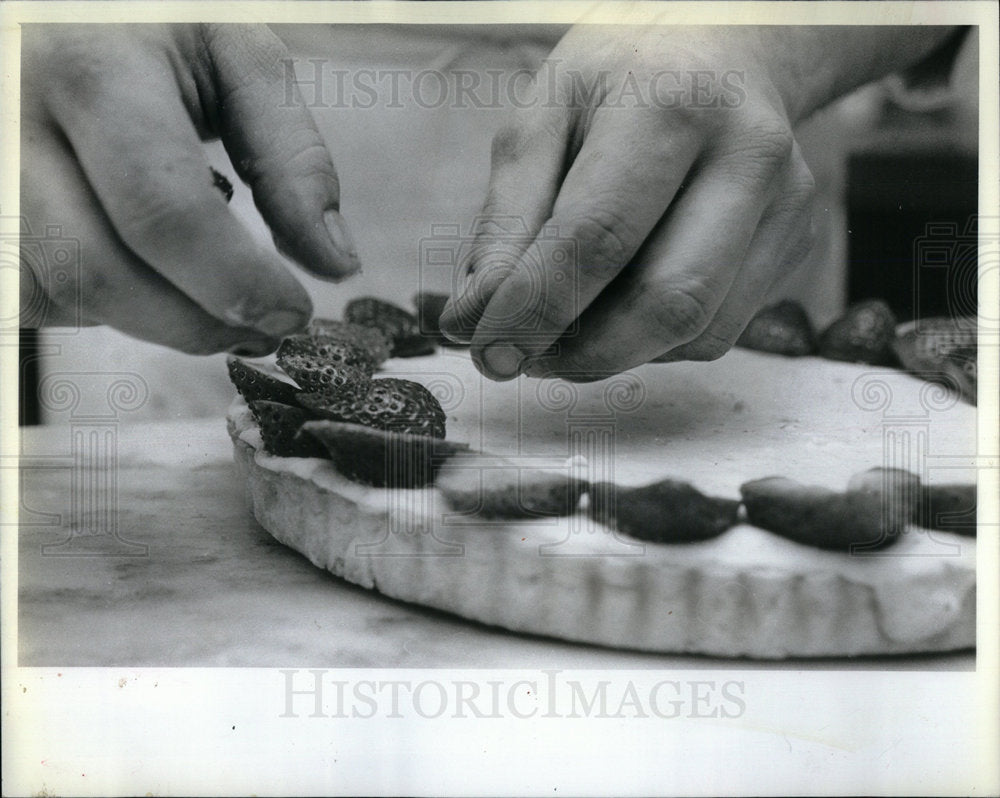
740, 469, 916, 551
248, 400, 327, 458
818, 299, 898, 365
275, 336, 374, 402
307, 319, 393, 367
227, 356, 302, 407
299, 420, 468, 487
922, 483, 976, 536
892, 317, 977, 405
436, 455, 587, 518
276, 334, 377, 372
412, 291, 463, 347
297, 377, 446, 439
589, 479, 739, 543
345, 297, 436, 358
736, 300, 816, 357
278, 357, 372, 403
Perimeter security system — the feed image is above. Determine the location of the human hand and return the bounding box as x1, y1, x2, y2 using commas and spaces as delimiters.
439, 24, 961, 381
20, 24, 360, 354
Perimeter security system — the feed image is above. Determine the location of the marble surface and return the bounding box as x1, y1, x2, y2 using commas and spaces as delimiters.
17, 349, 977, 670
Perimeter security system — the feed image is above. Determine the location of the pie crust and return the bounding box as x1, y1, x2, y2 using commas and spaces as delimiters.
227, 349, 977, 658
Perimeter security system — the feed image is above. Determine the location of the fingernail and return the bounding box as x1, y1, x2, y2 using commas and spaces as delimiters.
481, 342, 525, 380
229, 339, 278, 358
323, 209, 362, 274
257, 309, 308, 338
521, 359, 552, 378
437, 304, 457, 335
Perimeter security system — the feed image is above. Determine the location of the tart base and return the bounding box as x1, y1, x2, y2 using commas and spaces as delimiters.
227, 361, 976, 659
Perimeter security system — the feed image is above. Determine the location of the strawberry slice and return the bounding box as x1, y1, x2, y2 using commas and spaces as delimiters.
306, 319, 392, 367
248, 400, 327, 458
297, 377, 446, 439
436, 455, 587, 518
740, 468, 920, 551
922, 483, 976, 536
818, 299, 898, 365
412, 291, 464, 347
892, 317, 977, 405
736, 300, 816, 357
277, 357, 372, 403
227, 356, 302, 407
276, 334, 377, 372
299, 420, 468, 487
275, 336, 374, 402
345, 297, 436, 358
589, 479, 739, 543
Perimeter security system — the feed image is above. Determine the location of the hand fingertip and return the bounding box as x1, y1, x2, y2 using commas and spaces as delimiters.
229, 338, 281, 358
322, 209, 362, 277
476, 341, 526, 381
256, 308, 310, 338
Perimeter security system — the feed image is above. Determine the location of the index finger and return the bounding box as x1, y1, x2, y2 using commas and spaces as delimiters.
44, 34, 312, 337
468, 110, 700, 380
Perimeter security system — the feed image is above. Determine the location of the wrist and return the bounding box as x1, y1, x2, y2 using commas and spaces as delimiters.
750, 26, 965, 125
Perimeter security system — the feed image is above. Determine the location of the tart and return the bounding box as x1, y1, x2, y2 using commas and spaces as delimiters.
227, 345, 977, 659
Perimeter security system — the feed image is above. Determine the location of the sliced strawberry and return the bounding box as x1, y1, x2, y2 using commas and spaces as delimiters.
248, 400, 327, 458
436, 455, 587, 518
275, 335, 374, 402
818, 299, 898, 365
893, 317, 977, 405
307, 319, 392, 366
345, 297, 436, 358
276, 334, 377, 372
227, 356, 302, 407
740, 472, 909, 551
847, 468, 921, 529
412, 291, 463, 347
297, 377, 446, 439
922, 483, 976, 536
277, 357, 372, 403
299, 420, 468, 487
736, 300, 816, 356
589, 479, 738, 543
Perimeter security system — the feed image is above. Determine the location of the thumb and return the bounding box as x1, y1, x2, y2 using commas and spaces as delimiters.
204, 24, 360, 280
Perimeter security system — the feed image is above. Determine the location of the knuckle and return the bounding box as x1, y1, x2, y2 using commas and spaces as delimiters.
205, 24, 289, 83
247, 138, 340, 208
116, 193, 206, 249
491, 124, 529, 166
564, 208, 633, 269
783, 165, 817, 209
645, 283, 714, 345
747, 118, 795, 164
721, 114, 796, 181
491, 110, 563, 168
